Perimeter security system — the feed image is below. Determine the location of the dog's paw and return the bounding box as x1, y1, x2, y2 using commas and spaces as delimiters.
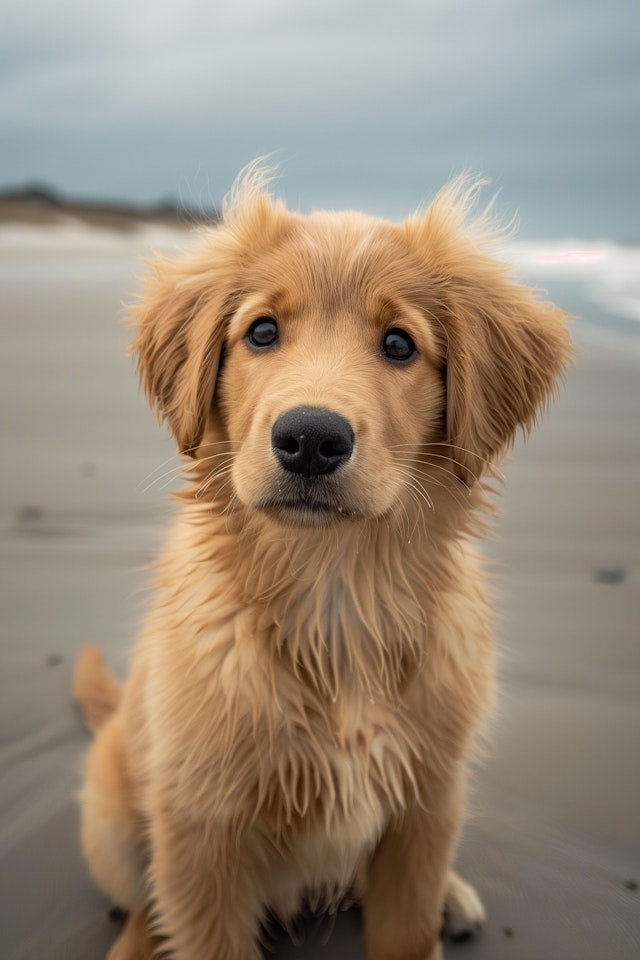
442, 872, 486, 942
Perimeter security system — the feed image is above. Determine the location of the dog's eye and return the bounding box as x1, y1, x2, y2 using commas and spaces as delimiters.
246, 318, 279, 349
381, 328, 416, 363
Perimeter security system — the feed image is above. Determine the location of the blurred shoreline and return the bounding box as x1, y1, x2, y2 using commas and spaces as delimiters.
0, 185, 217, 232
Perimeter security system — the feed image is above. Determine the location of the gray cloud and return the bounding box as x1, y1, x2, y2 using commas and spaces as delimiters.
1, 0, 638, 237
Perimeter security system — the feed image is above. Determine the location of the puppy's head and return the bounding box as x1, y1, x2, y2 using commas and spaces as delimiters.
132, 168, 571, 526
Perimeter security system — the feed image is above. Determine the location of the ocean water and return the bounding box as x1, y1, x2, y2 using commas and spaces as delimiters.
506, 241, 640, 348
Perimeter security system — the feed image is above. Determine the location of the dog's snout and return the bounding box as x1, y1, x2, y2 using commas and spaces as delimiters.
272, 406, 354, 477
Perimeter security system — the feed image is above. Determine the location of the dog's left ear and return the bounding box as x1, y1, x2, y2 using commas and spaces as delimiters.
130, 239, 236, 455
440, 262, 573, 483
403, 184, 572, 484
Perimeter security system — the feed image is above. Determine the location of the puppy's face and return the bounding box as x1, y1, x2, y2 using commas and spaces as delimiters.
131, 173, 571, 526
217, 214, 445, 525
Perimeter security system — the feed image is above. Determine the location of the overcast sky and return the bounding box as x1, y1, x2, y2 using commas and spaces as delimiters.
1, 0, 638, 238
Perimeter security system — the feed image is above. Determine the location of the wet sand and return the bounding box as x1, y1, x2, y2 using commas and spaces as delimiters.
1, 229, 639, 959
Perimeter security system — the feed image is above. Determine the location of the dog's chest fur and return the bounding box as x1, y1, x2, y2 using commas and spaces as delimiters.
146, 514, 432, 898
152, 620, 420, 917
254, 681, 418, 918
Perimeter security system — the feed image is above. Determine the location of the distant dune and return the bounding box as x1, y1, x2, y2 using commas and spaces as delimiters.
0, 184, 218, 232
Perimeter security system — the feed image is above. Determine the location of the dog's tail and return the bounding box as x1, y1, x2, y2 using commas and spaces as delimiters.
73, 645, 122, 734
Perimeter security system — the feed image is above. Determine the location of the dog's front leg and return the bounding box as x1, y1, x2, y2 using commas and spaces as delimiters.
149, 795, 263, 960
362, 768, 464, 960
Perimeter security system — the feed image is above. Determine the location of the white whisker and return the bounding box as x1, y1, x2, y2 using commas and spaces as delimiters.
138, 442, 240, 494
195, 461, 236, 500
390, 441, 504, 482
393, 455, 475, 490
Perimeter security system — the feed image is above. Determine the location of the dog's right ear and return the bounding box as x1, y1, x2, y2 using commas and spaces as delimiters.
130, 237, 236, 456
130, 164, 289, 455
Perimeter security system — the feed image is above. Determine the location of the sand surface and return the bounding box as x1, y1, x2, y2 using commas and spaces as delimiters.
1, 225, 639, 959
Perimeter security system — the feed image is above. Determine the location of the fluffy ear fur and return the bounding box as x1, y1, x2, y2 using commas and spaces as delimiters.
442, 268, 572, 484
130, 249, 232, 454
404, 180, 572, 484
130, 164, 288, 454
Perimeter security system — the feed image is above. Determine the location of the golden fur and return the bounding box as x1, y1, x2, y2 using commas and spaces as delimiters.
74, 166, 571, 960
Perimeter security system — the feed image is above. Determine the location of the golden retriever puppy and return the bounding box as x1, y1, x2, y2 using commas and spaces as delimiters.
74, 166, 571, 960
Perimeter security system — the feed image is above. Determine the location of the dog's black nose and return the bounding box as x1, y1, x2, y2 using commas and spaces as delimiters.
272, 406, 354, 477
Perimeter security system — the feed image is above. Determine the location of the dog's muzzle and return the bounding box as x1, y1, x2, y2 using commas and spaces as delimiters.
271, 406, 354, 478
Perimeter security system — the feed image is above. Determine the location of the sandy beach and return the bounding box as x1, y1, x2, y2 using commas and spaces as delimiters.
1, 219, 638, 959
